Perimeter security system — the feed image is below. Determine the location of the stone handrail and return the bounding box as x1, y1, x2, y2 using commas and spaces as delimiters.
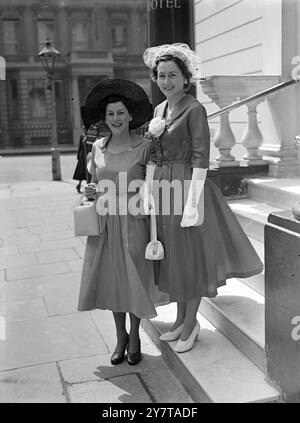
200, 75, 299, 167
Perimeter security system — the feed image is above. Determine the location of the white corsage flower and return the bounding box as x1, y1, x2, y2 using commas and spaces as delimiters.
148, 117, 166, 138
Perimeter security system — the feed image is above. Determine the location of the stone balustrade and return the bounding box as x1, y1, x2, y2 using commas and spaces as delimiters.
200, 75, 281, 168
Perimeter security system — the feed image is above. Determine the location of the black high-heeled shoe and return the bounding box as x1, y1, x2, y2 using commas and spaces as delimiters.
127, 339, 142, 366
111, 335, 129, 365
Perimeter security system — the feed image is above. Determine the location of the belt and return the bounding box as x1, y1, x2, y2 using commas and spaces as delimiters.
159, 160, 191, 165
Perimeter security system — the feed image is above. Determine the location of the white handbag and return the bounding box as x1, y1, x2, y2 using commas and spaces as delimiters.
145, 196, 164, 260
73, 199, 102, 236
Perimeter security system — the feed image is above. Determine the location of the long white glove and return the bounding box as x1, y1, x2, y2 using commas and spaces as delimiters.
140, 163, 156, 215
180, 168, 207, 227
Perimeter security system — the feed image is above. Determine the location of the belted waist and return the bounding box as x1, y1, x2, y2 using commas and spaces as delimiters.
159, 160, 191, 165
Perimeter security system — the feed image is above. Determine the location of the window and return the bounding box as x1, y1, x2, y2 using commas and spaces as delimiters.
37, 19, 55, 51
28, 80, 46, 118
111, 21, 128, 52
3, 19, 20, 55
72, 20, 89, 50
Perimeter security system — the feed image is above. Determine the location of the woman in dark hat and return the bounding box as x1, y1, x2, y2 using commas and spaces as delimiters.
77, 78, 163, 366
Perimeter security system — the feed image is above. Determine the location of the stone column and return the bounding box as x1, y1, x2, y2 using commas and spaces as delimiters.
71, 76, 82, 146
213, 110, 239, 167
241, 99, 268, 165
0, 83, 9, 149
23, 7, 35, 55
97, 8, 108, 50
58, 7, 68, 54
130, 9, 140, 54
260, 0, 300, 177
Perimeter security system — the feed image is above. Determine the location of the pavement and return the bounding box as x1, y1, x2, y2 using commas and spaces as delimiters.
0, 154, 191, 404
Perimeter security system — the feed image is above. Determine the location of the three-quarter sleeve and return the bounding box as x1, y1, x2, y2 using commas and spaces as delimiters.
188, 104, 210, 169
139, 139, 157, 165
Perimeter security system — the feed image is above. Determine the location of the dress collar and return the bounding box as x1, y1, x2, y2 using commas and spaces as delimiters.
155, 94, 197, 123
96, 132, 143, 151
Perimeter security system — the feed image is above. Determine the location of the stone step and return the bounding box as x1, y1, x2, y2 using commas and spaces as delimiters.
142, 303, 280, 403
200, 278, 265, 372
228, 198, 282, 242
246, 177, 300, 209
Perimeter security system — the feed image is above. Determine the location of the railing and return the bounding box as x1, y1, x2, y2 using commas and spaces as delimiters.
206, 78, 299, 120
200, 75, 300, 168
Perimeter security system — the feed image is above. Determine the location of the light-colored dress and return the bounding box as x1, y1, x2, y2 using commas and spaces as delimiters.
151, 94, 264, 301
78, 133, 162, 319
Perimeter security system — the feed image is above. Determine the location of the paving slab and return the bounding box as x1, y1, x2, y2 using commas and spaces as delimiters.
67, 259, 83, 272
0, 298, 48, 323
74, 244, 86, 259
6, 262, 70, 281
0, 313, 107, 371
0, 253, 37, 270
0, 245, 19, 256
17, 238, 83, 253
68, 374, 152, 403
60, 345, 191, 403
35, 248, 79, 264
28, 223, 71, 234
0, 363, 66, 403
0, 273, 81, 316
39, 231, 75, 242
0, 270, 5, 282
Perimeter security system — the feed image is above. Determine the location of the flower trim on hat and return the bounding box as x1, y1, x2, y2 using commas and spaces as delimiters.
143, 43, 201, 82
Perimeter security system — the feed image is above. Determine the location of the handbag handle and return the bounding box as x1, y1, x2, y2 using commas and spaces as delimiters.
149, 196, 158, 254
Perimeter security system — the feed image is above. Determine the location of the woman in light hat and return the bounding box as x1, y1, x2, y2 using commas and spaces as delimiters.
77, 78, 162, 366
143, 43, 263, 353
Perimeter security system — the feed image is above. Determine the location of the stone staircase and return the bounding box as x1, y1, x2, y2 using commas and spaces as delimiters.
142, 176, 300, 403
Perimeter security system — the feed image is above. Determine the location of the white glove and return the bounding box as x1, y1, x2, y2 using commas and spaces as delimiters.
139, 183, 152, 214
141, 163, 156, 215
180, 168, 207, 227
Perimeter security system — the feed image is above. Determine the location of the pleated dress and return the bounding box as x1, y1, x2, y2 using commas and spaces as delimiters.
150, 94, 264, 302
77, 133, 166, 319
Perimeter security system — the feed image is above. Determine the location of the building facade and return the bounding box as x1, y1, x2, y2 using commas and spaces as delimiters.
0, 0, 149, 153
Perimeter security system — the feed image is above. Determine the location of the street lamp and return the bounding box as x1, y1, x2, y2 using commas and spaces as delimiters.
38, 38, 62, 181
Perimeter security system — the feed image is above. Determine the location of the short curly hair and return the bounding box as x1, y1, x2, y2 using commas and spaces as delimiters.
99, 95, 136, 120
151, 55, 193, 91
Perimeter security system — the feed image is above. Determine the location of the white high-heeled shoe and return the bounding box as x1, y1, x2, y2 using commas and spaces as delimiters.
159, 323, 184, 341
174, 321, 200, 353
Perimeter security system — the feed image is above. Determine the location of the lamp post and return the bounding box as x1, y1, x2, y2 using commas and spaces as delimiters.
38, 38, 62, 181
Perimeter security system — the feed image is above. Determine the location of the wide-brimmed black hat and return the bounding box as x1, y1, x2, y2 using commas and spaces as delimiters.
82, 78, 153, 130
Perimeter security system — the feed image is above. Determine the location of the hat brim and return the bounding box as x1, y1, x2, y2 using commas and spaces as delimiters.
83, 78, 153, 130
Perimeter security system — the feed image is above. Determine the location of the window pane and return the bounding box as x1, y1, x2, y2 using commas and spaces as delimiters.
111, 21, 128, 52
28, 80, 46, 118
3, 20, 20, 55
72, 20, 89, 49
38, 20, 55, 51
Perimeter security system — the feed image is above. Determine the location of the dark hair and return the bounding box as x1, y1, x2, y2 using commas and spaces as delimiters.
102, 95, 136, 118
151, 55, 193, 91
